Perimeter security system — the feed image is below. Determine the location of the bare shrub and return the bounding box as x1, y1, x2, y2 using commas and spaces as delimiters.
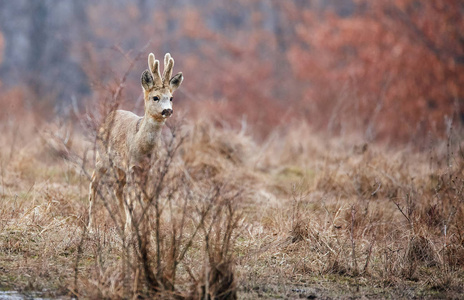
73, 119, 243, 299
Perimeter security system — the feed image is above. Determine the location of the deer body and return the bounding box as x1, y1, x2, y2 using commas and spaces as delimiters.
98, 110, 163, 169
88, 53, 183, 232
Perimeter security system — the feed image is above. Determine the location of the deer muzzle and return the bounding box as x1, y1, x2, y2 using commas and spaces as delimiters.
162, 109, 173, 117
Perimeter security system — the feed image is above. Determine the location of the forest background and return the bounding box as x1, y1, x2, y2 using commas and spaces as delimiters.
0, 0, 462, 144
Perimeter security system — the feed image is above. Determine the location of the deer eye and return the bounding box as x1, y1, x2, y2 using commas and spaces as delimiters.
153, 96, 160, 101
170, 97, 173, 101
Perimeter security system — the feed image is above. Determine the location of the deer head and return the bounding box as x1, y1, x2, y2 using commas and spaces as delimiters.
141, 53, 183, 122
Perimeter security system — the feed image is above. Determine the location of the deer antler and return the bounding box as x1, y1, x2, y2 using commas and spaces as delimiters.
162, 53, 174, 86
148, 53, 162, 87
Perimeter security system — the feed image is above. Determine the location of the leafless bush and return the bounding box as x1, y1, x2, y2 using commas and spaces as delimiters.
73, 119, 241, 299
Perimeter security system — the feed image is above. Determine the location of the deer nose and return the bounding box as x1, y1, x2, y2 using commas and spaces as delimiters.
162, 109, 173, 117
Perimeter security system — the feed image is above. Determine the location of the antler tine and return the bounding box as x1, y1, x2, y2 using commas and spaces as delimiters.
164, 53, 171, 69
162, 53, 174, 86
148, 53, 162, 87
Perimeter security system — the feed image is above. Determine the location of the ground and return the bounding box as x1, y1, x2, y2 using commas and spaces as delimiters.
0, 119, 463, 299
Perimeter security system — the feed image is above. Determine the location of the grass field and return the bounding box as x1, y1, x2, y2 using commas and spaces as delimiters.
0, 116, 463, 299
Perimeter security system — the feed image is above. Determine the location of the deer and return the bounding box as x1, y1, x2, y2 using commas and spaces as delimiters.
88, 52, 183, 233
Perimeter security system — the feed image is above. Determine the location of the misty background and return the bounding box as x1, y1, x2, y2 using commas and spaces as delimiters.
0, 0, 462, 144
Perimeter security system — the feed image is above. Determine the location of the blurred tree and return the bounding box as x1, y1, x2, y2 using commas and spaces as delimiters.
0, 0, 461, 143
288, 0, 464, 142
0, 29, 3, 67
0, 0, 90, 115
27, 1, 48, 99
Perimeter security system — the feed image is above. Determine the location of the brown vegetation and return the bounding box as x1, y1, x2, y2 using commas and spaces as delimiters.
0, 1, 463, 299
0, 88, 463, 298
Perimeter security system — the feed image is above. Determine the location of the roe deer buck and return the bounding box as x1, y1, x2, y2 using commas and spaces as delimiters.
88, 52, 183, 232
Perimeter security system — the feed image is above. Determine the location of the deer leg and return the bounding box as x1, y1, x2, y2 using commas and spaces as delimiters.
123, 166, 139, 235
125, 165, 147, 234
123, 191, 135, 235
88, 164, 106, 232
115, 168, 127, 230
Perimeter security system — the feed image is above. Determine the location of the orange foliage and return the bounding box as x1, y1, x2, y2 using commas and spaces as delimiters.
3, 2, 461, 144
0, 87, 24, 121
287, 0, 464, 143
0, 87, 39, 134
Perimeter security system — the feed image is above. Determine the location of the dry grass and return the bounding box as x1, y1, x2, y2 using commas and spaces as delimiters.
0, 114, 463, 299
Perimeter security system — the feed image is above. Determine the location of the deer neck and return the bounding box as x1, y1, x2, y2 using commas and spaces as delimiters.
136, 114, 165, 152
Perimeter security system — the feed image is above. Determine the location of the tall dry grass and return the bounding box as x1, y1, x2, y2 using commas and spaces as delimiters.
79, 119, 245, 298
1, 66, 463, 298
1, 113, 462, 298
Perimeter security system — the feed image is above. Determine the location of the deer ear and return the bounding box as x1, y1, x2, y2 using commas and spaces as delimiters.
169, 72, 183, 92
141, 70, 154, 90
